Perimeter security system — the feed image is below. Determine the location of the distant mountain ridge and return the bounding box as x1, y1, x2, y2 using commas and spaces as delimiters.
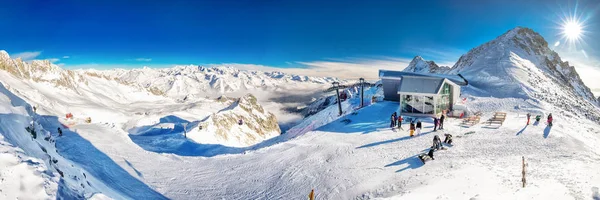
0, 50, 342, 99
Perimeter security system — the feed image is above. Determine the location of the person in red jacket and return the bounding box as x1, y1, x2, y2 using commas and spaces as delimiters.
397, 115, 403, 129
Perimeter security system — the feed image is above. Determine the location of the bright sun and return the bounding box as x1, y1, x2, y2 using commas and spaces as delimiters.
562, 20, 583, 41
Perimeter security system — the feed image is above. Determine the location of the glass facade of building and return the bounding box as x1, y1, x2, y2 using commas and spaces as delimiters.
400, 82, 453, 116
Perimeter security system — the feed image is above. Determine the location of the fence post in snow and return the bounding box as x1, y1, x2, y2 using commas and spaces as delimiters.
522, 156, 526, 188
332, 82, 342, 116
359, 78, 364, 108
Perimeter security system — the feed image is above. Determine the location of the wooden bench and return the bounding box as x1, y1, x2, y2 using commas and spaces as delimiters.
485, 112, 507, 125
461, 115, 481, 126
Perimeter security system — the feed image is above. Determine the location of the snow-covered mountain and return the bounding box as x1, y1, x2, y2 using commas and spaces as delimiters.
0, 50, 288, 148
81, 64, 341, 98
445, 27, 600, 122
402, 56, 450, 73
187, 94, 280, 147
1, 49, 341, 100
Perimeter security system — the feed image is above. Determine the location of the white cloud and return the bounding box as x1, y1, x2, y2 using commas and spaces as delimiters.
48, 58, 60, 63
134, 58, 152, 62
10, 51, 41, 61
62, 56, 70, 59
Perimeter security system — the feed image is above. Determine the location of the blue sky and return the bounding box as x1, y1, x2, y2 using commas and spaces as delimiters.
0, 0, 599, 91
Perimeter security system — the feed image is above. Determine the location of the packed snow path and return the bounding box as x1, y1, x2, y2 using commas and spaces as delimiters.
34, 101, 600, 199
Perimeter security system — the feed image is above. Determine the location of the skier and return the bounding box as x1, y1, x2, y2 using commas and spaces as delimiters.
397, 115, 403, 129
416, 120, 422, 135
433, 117, 439, 131
526, 113, 531, 125
57, 127, 62, 137
547, 113, 553, 126
439, 114, 445, 130
443, 133, 453, 145
409, 121, 415, 137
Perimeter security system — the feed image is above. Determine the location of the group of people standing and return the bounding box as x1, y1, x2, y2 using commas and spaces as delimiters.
390, 112, 446, 137
525, 113, 553, 126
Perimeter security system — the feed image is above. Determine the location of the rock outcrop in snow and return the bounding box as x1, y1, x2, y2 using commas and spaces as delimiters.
0, 50, 85, 89
188, 94, 280, 147
446, 27, 600, 122
403, 56, 450, 73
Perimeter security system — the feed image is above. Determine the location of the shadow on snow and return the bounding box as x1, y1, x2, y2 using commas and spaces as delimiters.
544, 125, 552, 138
39, 115, 167, 200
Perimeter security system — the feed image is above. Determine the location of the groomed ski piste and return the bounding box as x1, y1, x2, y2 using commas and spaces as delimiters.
1, 62, 600, 200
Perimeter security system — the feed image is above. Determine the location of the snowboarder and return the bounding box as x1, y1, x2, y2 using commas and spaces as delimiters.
57, 127, 62, 137
409, 121, 415, 137
439, 114, 445, 130
433, 117, 439, 131
433, 135, 442, 150
526, 113, 531, 125
397, 115, 403, 129
443, 133, 453, 145
547, 113, 553, 126
416, 120, 422, 135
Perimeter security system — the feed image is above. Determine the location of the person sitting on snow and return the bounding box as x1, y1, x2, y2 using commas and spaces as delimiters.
432, 135, 442, 150
443, 133, 453, 145
535, 115, 541, 122
427, 147, 435, 160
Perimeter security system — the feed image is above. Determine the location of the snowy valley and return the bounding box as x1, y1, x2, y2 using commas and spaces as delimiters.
0, 26, 599, 200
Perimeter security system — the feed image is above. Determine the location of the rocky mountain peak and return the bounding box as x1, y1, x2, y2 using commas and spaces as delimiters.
0, 50, 9, 60
403, 56, 449, 73
447, 27, 599, 122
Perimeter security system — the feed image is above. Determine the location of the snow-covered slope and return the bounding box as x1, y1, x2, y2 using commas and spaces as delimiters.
445, 27, 600, 122
186, 94, 280, 147
402, 56, 450, 73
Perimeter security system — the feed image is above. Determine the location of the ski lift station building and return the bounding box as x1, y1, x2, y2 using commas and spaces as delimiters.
379, 70, 468, 117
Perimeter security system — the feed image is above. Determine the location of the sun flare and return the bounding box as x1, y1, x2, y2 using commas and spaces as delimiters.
562, 20, 582, 41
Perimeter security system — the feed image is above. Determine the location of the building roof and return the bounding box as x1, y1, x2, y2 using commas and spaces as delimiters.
397, 76, 446, 94
379, 70, 468, 86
